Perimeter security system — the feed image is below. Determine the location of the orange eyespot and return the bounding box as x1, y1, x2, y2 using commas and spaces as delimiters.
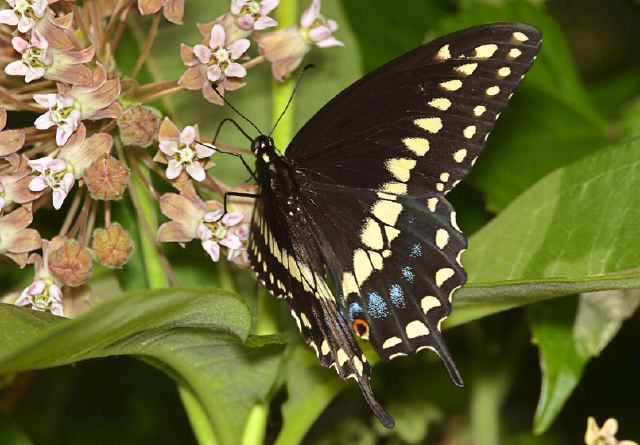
353, 319, 370, 339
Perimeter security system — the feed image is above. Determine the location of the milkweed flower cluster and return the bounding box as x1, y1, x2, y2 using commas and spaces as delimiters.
584, 417, 637, 445
0, 0, 343, 317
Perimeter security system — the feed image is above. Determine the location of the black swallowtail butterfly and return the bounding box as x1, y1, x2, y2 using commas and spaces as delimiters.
247, 22, 542, 428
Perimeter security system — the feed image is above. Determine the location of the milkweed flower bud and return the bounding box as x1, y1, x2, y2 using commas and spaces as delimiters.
92, 224, 134, 269
48, 238, 93, 287
117, 105, 160, 147
83, 154, 129, 201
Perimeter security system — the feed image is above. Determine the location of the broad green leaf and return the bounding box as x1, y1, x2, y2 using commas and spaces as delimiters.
464, 138, 640, 282
456, 137, 640, 431
0, 288, 284, 445
437, 2, 608, 210
342, 0, 454, 73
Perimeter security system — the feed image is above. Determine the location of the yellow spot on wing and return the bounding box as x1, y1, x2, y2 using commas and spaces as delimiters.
455, 63, 478, 76
380, 182, 407, 195
415, 117, 443, 133
440, 79, 463, 91
385, 226, 400, 243
512, 31, 528, 42
463, 125, 477, 139
486, 86, 500, 96
361, 218, 384, 250
473, 105, 486, 116
498, 67, 511, 77
353, 249, 373, 284
508, 48, 522, 59
341, 272, 359, 296
337, 349, 349, 366
474, 44, 498, 58
427, 197, 438, 212
403, 137, 430, 156
372, 200, 403, 226
453, 149, 467, 163
435, 228, 450, 249
369, 251, 383, 270
428, 97, 452, 110
421, 296, 441, 313
435, 268, 454, 287
382, 337, 402, 349
435, 44, 451, 60
386, 157, 417, 182
406, 320, 430, 338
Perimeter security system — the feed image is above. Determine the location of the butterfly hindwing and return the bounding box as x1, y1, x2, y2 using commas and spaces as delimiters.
289, 23, 542, 197
298, 179, 465, 384
248, 190, 394, 426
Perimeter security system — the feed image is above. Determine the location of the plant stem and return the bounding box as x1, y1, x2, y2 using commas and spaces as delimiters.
179, 386, 219, 445
115, 138, 168, 289
270, 1, 298, 150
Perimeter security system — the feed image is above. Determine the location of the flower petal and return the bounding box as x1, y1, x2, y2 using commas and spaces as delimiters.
29, 176, 48, 192
180, 126, 197, 145
300, 0, 320, 27
0, 9, 18, 26
201, 239, 220, 262
195, 144, 215, 158
228, 38, 250, 60
315, 36, 344, 48
52, 187, 68, 209
209, 24, 226, 49
222, 211, 244, 226
206, 65, 222, 82
34, 112, 54, 130
157, 221, 195, 243
220, 234, 242, 250
166, 159, 183, 179
186, 162, 206, 182
193, 44, 212, 64
224, 62, 246, 78
254, 16, 278, 30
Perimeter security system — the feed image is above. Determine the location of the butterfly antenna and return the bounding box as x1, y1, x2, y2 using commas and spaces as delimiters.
269, 64, 315, 137
212, 85, 262, 135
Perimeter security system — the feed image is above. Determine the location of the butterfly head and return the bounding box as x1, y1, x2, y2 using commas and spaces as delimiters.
251, 135, 275, 156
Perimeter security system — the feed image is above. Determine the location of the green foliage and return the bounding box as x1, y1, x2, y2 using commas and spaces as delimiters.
1, 0, 639, 444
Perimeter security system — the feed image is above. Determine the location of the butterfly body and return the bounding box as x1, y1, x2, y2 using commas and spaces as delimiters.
246, 23, 543, 428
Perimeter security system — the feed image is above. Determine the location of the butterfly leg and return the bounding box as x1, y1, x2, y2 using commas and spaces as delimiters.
211, 191, 262, 223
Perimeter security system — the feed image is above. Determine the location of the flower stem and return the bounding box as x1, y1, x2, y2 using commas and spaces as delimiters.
131, 12, 161, 78
115, 137, 168, 289
270, 1, 298, 151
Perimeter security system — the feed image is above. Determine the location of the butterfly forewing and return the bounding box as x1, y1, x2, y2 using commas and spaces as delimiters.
289, 23, 542, 197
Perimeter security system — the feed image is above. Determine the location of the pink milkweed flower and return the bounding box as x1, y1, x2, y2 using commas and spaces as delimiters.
231, 0, 279, 31
0, 0, 50, 33
28, 124, 113, 209
154, 118, 215, 183
16, 279, 63, 315
15, 238, 65, 316
197, 209, 244, 262
157, 183, 243, 262
0, 206, 42, 267
5, 30, 94, 85
299, 0, 342, 48
257, 0, 343, 81
138, 0, 184, 25
179, 24, 249, 105
34, 64, 121, 145
224, 183, 257, 268
195, 24, 250, 82
33, 93, 81, 146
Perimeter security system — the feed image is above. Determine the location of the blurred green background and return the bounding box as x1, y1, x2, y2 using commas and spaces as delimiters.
1, 0, 640, 444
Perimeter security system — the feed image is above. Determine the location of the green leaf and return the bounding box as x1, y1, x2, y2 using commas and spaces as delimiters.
437, 2, 608, 210
342, 0, 454, 73
0, 288, 284, 445
452, 137, 640, 431
275, 345, 343, 445
464, 138, 640, 283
